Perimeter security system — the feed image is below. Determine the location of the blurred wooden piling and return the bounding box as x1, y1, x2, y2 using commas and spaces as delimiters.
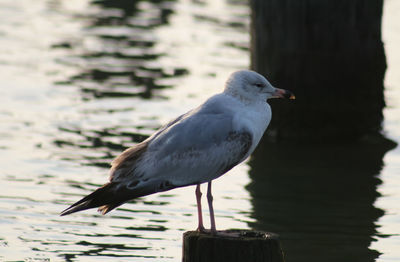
182, 230, 285, 262
250, 0, 386, 142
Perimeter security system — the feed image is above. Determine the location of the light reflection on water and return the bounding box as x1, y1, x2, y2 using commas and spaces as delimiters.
0, 0, 400, 261
0, 0, 251, 261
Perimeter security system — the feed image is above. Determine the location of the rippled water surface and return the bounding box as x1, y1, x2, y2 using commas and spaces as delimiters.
0, 0, 399, 261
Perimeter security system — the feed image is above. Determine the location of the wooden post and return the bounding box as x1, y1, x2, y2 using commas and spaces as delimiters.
250, 0, 386, 142
182, 230, 285, 262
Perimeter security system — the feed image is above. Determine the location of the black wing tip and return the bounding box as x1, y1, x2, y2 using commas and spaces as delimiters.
59, 195, 94, 216
59, 208, 73, 216
60, 203, 119, 216
60, 203, 111, 216
59, 182, 124, 217
59, 203, 88, 216
59, 181, 160, 217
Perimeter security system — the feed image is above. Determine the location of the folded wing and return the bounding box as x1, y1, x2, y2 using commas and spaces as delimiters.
61, 100, 253, 216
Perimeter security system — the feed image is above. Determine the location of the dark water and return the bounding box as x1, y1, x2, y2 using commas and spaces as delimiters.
249, 140, 395, 262
1, 0, 400, 261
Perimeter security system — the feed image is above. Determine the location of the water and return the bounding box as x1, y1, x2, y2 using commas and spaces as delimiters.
0, 0, 399, 261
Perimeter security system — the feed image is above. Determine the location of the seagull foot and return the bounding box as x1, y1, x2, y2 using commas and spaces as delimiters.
196, 226, 216, 235
196, 226, 208, 233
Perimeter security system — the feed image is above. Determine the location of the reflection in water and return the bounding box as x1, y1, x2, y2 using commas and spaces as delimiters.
55, 0, 187, 100
53, 0, 188, 169
248, 138, 396, 262
54, 125, 150, 168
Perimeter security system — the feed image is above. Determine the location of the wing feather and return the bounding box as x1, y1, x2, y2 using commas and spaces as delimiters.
61, 95, 255, 216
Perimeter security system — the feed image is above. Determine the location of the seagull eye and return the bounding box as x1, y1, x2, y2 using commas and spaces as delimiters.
255, 83, 264, 88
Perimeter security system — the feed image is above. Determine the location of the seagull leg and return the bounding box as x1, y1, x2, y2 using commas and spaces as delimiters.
207, 181, 217, 234
195, 184, 206, 232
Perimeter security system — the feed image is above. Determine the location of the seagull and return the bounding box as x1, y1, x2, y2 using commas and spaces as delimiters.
60, 70, 295, 234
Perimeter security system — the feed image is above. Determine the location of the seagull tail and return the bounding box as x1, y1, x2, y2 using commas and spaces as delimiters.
60, 182, 135, 216
60, 179, 176, 216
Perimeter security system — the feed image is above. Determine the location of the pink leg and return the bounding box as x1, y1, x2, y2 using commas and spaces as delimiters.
195, 184, 206, 232
207, 181, 217, 234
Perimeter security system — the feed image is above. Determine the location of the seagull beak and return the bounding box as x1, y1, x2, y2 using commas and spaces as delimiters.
272, 88, 296, 99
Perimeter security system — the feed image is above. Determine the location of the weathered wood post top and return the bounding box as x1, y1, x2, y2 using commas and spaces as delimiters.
182, 230, 285, 262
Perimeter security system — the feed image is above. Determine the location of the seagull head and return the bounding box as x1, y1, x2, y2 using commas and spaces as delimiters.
224, 70, 295, 102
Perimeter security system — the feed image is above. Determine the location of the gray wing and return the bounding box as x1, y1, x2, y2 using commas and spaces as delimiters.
60, 99, 253, 216
109, 110, 192, 181
112, 98, 254, 184
134, 107, 254, 186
